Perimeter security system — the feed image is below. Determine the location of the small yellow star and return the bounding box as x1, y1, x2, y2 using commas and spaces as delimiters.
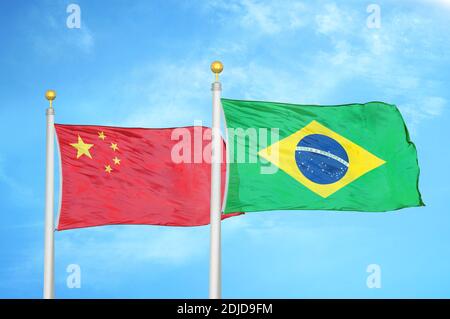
113, 157, 121, 165
70, 135, 93, 159
105, 164, 113, 174
110, 142, 119, 152
98, 131, 106, 140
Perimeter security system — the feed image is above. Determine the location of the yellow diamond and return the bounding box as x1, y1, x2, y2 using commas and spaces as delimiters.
258, 120, 386, 198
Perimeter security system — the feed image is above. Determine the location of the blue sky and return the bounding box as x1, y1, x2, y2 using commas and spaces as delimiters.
1, 0, 450, 298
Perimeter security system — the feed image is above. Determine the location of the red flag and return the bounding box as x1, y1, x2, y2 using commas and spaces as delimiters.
55, 124, 240, 230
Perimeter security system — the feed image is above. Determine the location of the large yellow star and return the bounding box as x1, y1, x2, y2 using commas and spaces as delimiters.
70, 135, 94, 159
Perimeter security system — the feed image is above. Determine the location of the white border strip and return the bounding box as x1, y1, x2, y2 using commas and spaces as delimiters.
296, 146, 349, 167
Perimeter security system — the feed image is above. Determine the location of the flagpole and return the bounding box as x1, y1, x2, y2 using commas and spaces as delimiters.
43, 90, 56, 299
209, 61, 223, 299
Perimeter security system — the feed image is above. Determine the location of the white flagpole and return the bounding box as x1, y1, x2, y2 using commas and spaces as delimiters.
209, 61, 223, 299
43, 90, 56, 299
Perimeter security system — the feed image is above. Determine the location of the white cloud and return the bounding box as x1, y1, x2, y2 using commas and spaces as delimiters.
423, 0, 450, 8
315, 3, 354, 35
31, 5, 95, 56
402, 96, 447, 128
75, 27, 95, 53
121, 60, 213, 128
240, 0, 306, 34
216, 2, 448, 128
205, 0, 308, 35
424, 96, 447, 116
104, 1, 448, 133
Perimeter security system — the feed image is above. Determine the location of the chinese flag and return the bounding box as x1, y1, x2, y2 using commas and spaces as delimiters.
55, 124, 240, 230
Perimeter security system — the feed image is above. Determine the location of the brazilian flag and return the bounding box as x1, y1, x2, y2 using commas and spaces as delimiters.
222, 99, 424, 213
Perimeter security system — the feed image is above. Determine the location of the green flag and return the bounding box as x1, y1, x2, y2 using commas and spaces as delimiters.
222, 99, 424, 213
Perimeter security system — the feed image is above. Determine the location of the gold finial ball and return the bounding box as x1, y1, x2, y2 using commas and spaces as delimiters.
45, 90, 57, 101
210, 61, 223, 74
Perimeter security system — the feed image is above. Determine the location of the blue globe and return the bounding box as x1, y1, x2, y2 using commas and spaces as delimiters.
295, 134, 349, 184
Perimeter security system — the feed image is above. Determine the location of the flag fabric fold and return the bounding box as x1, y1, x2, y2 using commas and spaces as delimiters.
55, 124, 240, 230
221, 99, 424, 213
